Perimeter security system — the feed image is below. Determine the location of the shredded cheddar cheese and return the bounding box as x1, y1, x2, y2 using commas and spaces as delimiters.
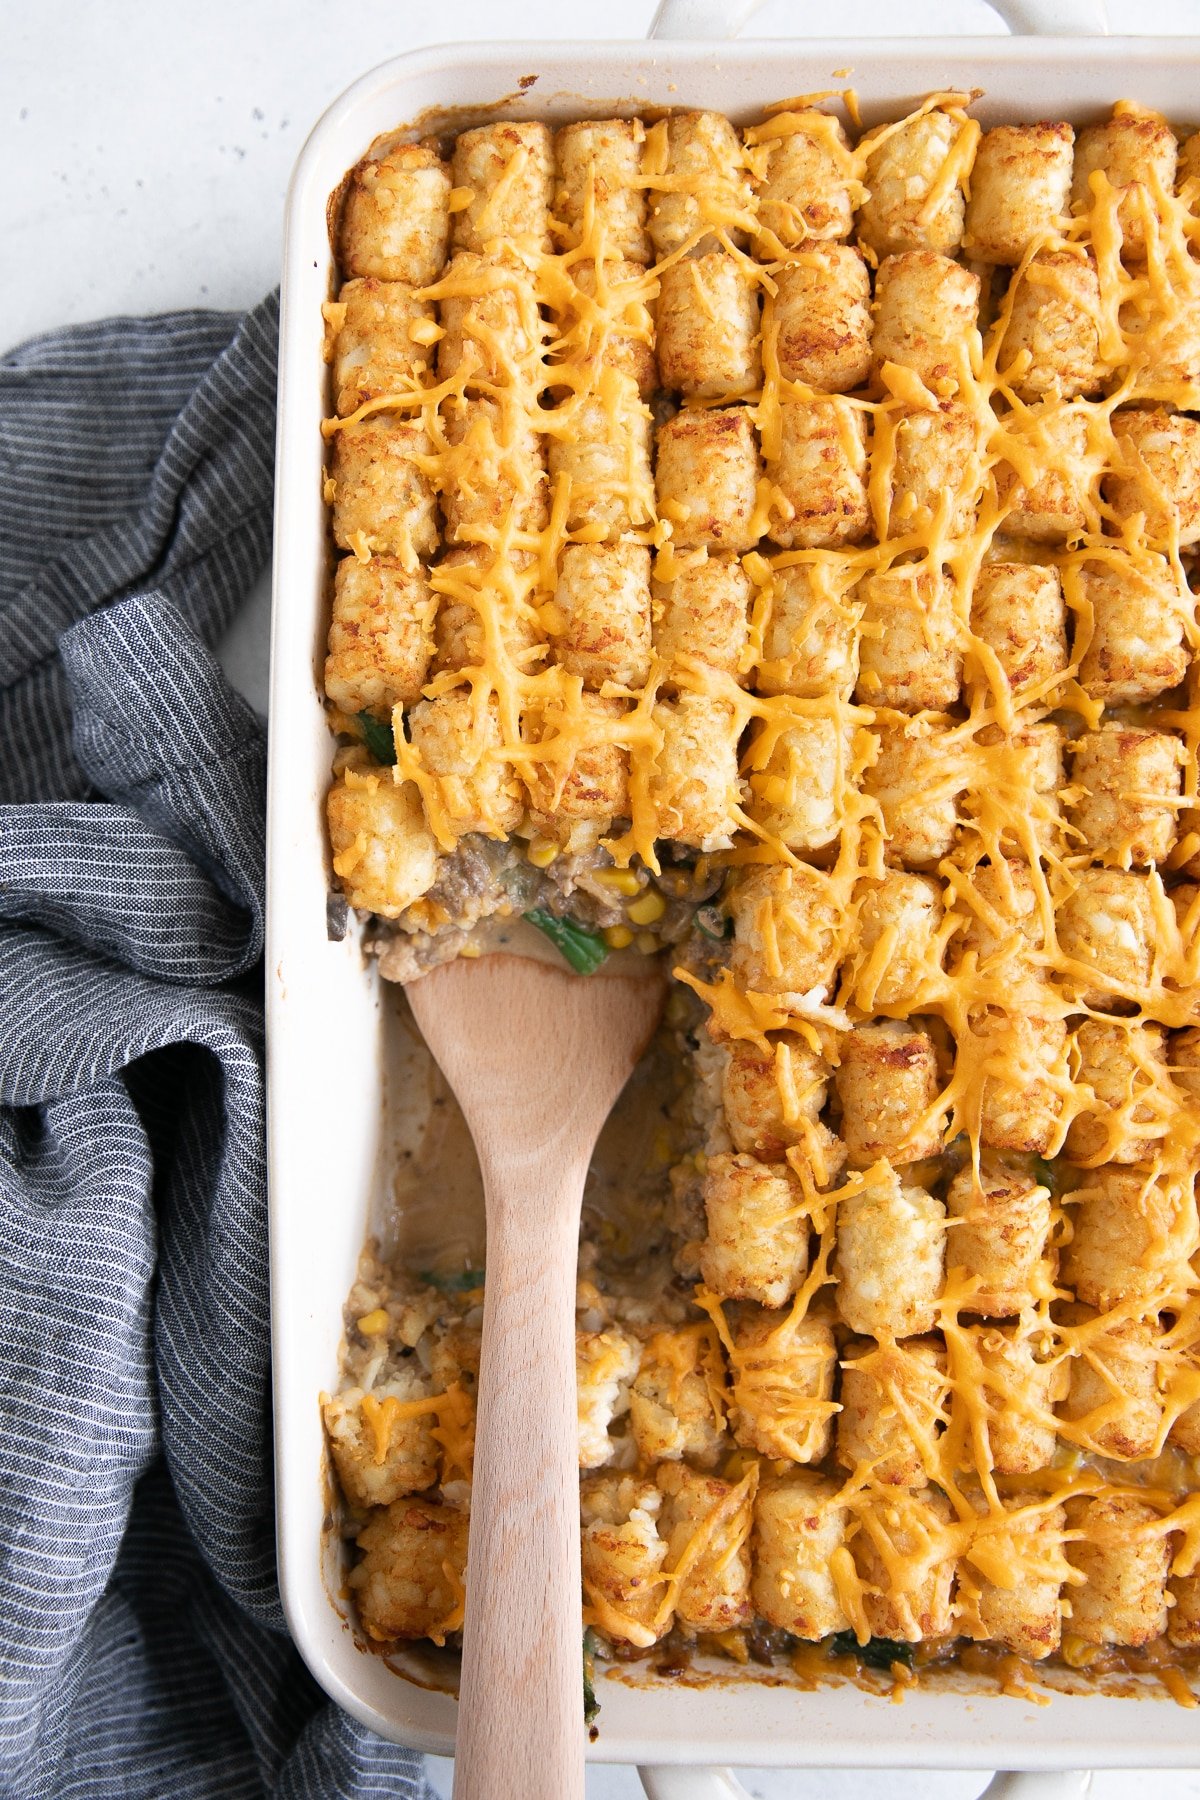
321, 95, 1200, 1695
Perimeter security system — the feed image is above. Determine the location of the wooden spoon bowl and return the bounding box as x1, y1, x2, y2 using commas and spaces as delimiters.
406, 952, 666, 1800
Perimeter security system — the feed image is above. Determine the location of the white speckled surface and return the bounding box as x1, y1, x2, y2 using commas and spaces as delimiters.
7, 3, 1200, 1791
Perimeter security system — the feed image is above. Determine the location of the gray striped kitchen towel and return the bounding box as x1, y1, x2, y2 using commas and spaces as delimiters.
0, 296, 432, 1800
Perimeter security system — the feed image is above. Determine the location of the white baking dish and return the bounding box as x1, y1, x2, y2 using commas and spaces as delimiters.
266, 4, 1200, 1793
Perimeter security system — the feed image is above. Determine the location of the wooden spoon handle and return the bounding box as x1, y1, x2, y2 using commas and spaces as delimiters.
452, 1153, 587, 1800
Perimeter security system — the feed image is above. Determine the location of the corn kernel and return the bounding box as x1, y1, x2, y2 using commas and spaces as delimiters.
460, 942, 481, 958
408, 318, 445, 345
447, 185, 475, 212
713, 1629, 750, 1665
628, 889, 666, 925
527, 839, 559, 869
635, 931, 659, 955
604, 924, 634, 949
356, 1308, 389, 1336
595, 868, 641, 896
538, 601, 566, 635
1061, 1634, 1098, 1670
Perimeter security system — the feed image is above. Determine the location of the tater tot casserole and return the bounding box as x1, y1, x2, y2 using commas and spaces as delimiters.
319, 90, 1200, 1704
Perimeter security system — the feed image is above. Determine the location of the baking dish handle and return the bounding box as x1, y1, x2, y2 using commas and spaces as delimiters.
637, 1768, 1094, 1798
648, 0, 1109, 36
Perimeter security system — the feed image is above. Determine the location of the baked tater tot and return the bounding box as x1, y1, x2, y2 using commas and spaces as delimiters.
746, 715, 854, 854
954, 854, 1050, 987
576, 1326, 639, 1469
756, 560, 861, 700
969, 561, 1067, 696
729, 862, 842, 1001
699, 1152, 808, 1308
408, 691, 524, 838
330, 278, 435, 416
1067, 1018, 1170, 1165
451, 120, 553, 253
866, 719, 966, 869
835, 1164, 947, 1338
1065, 1493, 1171, 1647
657, 1460, 756, 1633
966, 1496, 1066, 1661
964, 122, 1074, 264
845, 872, 945, 1011
524, 696, 631, 850
1181, 129, 1200, 195
856, 1485, 956, 1642
656, 252, 761, 398
648, 110, 753, 258
550, 376, 654, 537
1074, 553, 1191, 704
997, 250, 1107, 402
969, 1323, 1066, 1475
656, 406, 762, 552
1121, 284, 1200, 393
1068, 724, 1183, 868
752, 1473, 851, 1639
554, 118, 650, 262
971, 718, 1064, 861
1169, 1574, 1200, 1650
773, 244, 872, 393
552, 541, 652, 690
1072, 105, 1178, 261
349, 1498, 468, 1642
323, 1368, 439, 1508
1064, 1165, 1198, 1312
1060, 1308, 1164, 1462
945, 1157, 1053, 1317
855, 564, 961, 714
436, 252, 542, 391
755, 110, 856, 248
1171, 1024, 1200, 1107
440, 395, 549, 543
962, 1007, 1067, 1156
1106, 406, 1200, 551
858, 111, 968, 259
647, 694, 743, 850
728, 1305, 838, 1464
327, 766, 438, 917
567, 257, 658, 398
629, 1326, 727, 1469
835, 1335, 947, 1487
834, 1022, 943, 1167
871, 252, 980, 390
432, 545, 540, 677
885, 400, 983, 542
330, 417, 438, 565
325, 557, 436, 715
1055, 867, 1158, 1009
770, 398, 870, 550
721, 1034, 830, 1161
581, 1474, 670, 1647
340, 140, 452, 285
653, 552, 751, 682
993, 405, 1095, 542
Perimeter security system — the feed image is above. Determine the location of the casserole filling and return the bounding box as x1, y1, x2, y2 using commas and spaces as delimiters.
320, 93, 1200, 1697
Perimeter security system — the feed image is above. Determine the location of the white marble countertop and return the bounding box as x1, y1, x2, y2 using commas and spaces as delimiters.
7, 3, 1200, 1792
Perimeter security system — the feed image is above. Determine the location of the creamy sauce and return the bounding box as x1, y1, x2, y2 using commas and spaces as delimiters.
377, 951, 681, 1284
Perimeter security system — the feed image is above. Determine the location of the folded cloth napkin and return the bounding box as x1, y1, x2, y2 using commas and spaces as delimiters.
0, 300, 433, 1800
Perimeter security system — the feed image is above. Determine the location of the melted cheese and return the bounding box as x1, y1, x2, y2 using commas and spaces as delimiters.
323, 95, 1200, 1684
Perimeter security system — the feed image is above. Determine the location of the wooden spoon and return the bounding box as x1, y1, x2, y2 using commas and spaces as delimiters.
406, 951, 665, 1800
